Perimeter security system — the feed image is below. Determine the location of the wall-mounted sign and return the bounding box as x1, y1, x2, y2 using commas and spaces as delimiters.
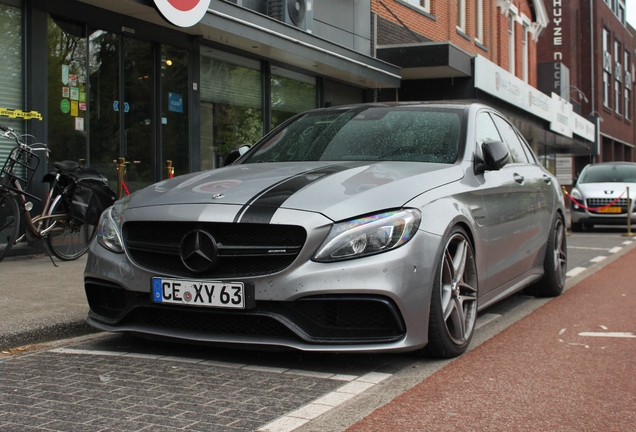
475, 55, 595, 142
168, 92, 184, 113
153, 0, 211, 28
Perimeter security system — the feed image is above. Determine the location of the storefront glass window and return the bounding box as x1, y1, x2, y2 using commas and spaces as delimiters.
323, 79, 365, 107
88, 30, 120, 183
200, 49, 262, 169
89, 31, 155, 192
161, 45, 189, 178
271, 67, 316, 129
0, 4, 22, 163
47, 16, 88, 167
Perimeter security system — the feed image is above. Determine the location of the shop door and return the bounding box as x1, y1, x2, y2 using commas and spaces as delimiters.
89, 31, 155, 193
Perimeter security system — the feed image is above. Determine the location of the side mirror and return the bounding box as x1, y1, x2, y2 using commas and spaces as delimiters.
475, 141, 510, 173
223, 145, 251, 166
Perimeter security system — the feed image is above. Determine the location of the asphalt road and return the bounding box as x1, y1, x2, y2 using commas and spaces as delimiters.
0, 229, 634, 431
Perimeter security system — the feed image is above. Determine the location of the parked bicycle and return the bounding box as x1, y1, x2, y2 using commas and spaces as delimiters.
0, 125, 118, 262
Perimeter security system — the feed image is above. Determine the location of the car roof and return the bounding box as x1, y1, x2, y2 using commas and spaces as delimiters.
307, 100, 489, 113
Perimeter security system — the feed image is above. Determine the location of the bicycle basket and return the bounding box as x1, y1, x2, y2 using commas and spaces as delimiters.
0, 145, 40, 193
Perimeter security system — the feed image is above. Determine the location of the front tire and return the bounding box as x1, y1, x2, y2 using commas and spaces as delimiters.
423, 226, 478, 359
45, 196, 98, 260
0, 193, 20, 261
526, 216, 567, 297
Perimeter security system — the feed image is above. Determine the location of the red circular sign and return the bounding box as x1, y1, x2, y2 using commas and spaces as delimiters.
167, 0, 199, 11
154, 0, 210, 27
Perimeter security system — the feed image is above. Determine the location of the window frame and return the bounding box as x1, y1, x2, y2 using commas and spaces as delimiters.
456, 0, 466, 34
401, 0, 430, 14
475, 0, 484, 43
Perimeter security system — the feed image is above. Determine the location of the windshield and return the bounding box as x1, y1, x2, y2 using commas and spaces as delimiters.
579, 164, 636, 183
243, 106, 464, 164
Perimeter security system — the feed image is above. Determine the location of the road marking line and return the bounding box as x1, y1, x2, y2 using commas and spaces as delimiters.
578, 332, 636, 338
608, 247, 622, 253
622, 241, 634, 245
568, 246, 614, 251
258, 372, 391, 432
48, 348, 359, 381
566, 267, 586, 277
590, 255, 607, 263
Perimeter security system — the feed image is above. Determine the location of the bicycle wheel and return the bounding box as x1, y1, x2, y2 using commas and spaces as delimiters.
45, 196, 98, 260
0, 192, 20, 262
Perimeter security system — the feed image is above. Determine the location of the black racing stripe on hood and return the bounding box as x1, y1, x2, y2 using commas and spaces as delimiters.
235, 164, 351, 224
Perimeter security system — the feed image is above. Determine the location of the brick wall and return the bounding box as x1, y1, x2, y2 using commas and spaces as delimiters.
371, 0, 539, 85
537, 0, 635, 148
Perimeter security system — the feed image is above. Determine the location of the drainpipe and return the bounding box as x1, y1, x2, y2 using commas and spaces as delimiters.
589, 0, 595, 112
590, 0, 598, 162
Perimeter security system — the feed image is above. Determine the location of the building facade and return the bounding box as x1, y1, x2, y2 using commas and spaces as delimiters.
371, 0, 596, 186
536, 0, 635, 179
1, 0, 400, 256
0, 0, 602, 256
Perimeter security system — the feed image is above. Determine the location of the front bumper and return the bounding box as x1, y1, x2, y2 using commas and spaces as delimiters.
84, 209, 443, 353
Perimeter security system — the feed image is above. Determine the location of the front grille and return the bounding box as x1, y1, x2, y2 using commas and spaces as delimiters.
123, 221, 306, 278
86, 280, 406, 344
586, 198, 629, 213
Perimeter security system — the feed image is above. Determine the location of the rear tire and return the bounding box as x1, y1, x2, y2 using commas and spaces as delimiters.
0, 193, 19, 262
45, 196, 98, 260
525, 216, 567, 297
423, 226, 478, 359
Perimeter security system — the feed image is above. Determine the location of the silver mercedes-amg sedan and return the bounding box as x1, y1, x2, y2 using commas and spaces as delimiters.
84, 102, 567, 358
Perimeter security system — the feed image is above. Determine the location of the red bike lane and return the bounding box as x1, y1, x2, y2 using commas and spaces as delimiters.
347, 248, 636, 432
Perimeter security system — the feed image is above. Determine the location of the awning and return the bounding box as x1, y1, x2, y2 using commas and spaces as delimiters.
77, 0, 401, 89
376, 42, 472, 80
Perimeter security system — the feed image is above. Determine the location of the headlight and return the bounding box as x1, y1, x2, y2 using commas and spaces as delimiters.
570, 188, 582, 200
313, 209, 421, 262
97, 197, 129, 253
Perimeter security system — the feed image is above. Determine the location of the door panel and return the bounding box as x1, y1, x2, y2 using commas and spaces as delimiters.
89, 32, 155, 193
123, 37, 154, 192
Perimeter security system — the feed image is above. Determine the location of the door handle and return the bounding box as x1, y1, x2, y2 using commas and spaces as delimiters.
543, 174, 552, 184
513, 173, 525, 184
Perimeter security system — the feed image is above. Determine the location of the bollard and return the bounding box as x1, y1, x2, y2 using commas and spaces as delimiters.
116, 157, 126, 199
622, 186, 636, 237
166, 160, 174, 179
561, 186, 572, 236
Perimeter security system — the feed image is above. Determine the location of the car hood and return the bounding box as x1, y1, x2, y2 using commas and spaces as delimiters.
576, 182, 636, 198
125, 161, 464, 221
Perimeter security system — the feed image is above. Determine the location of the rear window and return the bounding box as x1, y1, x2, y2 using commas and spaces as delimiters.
244, 107, 464, 164
579, 164, 636, 183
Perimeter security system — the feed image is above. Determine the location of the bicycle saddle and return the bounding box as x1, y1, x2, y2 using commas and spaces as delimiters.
54, 160, 80, 172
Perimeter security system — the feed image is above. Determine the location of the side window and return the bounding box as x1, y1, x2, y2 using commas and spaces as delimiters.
492, 115, 530, 163
476, 112, 502, 146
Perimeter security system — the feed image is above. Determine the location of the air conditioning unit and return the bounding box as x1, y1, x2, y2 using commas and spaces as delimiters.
615, 63, 622, 82
268, 0, 313, 33
625, 71, 632, 89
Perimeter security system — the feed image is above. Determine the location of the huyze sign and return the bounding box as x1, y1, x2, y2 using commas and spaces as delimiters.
153, 0, 211, 27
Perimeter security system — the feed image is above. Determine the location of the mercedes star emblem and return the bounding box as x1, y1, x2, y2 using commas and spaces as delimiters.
179, 229, 218, 273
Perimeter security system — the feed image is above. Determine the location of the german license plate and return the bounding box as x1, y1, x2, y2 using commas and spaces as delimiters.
597, 207, 622, 213
152, 278, 245, 309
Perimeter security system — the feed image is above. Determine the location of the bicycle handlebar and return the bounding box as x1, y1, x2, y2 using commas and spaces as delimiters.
0, 124, 49, 156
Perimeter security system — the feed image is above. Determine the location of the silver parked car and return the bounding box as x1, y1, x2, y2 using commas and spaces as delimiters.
570, 162, 636, 231
85, 102, 567, 358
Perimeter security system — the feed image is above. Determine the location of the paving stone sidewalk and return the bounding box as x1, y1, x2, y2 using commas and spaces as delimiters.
0, 254, 95, 350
